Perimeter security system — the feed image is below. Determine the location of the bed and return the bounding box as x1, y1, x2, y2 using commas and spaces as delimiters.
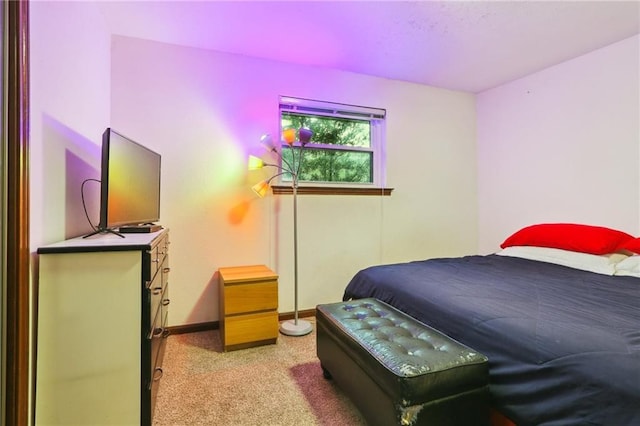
342, 224, 640, 426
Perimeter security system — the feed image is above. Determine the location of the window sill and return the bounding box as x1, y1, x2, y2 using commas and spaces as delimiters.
271, 185, 393, 196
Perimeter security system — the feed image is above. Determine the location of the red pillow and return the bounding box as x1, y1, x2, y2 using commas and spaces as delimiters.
500, 223, 634, 255
617, 237, 640, 254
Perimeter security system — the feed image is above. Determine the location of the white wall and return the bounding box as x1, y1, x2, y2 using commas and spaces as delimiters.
110, 36, 478, 326
30, 1, 112, 248
477, 35, 640, 253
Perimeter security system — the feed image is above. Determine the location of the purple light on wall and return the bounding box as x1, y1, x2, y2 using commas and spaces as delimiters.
41, 115, 101, 239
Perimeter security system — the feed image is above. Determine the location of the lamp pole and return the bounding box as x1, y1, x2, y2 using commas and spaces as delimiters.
278, 128, 313, 336
292, 173, 299, 325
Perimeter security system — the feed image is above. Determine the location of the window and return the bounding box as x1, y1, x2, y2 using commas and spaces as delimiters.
279, 96, 386, 188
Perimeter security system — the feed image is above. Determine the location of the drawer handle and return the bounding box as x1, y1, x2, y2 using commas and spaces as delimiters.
150, 327, 164, 339
153, 367, 163, 381
148, 367, 164, 390
162, 298, 170, 306
152, 287, 162, 295
163, 267, 171, 273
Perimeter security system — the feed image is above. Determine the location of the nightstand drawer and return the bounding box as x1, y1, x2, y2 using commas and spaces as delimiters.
224, 311, 278, 346
223, 280, 278, 315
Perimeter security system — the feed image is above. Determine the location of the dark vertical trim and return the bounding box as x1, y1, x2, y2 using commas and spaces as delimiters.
5, 1, 30, 425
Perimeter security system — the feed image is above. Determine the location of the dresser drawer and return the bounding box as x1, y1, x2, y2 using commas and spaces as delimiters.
149, 281, 163, 326
144, 233, 169, 283
224, 311, 278, 346
149, 290, 168, 381
223, 280, 277, 315
161, 284, 169, 330
149, 306, 168, 418
148, 255, 169, 327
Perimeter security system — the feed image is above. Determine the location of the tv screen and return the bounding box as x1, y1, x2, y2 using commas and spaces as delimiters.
99, 128, 161, 230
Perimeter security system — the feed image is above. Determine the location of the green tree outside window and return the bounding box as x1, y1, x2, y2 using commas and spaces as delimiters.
281, 112, 373, 183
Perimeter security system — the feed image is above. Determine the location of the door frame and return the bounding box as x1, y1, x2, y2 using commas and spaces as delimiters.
3, 1, 30, 425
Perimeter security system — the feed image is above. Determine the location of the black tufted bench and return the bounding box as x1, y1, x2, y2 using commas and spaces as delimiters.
316, 298, 489, 426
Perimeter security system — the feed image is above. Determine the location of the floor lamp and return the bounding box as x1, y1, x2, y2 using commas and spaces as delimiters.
248, 128, 314, 336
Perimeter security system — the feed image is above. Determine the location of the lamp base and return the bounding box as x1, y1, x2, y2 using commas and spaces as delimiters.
279, 318, 313, 336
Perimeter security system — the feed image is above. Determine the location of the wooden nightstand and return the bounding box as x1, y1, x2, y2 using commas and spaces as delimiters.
218, 265, 279, 351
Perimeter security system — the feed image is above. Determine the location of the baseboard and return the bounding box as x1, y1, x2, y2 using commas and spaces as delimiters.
167, 309, 316, 335
278, 308, 316, 321
167, 321, 218, 335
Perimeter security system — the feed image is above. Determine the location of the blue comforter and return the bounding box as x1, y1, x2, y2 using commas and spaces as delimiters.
343, 255, 640, 426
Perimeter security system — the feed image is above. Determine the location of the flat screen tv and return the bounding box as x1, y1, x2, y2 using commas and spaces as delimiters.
87, 128, 161, 237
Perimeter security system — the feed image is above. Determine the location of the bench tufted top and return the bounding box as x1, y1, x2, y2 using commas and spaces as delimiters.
316, 298, 489, 404
318, 298, 487, 377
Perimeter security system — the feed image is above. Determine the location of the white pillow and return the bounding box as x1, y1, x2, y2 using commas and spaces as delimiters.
496, 246, 628, 276
614, 255, 640, 278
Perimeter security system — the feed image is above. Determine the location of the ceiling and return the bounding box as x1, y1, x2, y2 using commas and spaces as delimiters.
98, 1, 640, 93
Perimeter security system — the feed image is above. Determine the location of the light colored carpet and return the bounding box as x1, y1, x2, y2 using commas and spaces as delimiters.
153, 319, 366, 425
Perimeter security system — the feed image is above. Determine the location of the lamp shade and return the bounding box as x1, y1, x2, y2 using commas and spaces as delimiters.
283, 128, 296, 145
251, 180, 270, 198
298, 127, 313, 145
248, 155, 265, 170
260, 134, 277, 152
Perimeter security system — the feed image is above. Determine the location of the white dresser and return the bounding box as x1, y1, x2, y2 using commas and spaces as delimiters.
35, 229, 170, 425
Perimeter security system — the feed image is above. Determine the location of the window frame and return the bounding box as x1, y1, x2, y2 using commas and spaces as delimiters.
278, 96, 387, 189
